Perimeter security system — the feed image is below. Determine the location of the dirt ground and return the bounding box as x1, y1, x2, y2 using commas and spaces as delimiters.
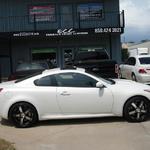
0, 117, 150, 150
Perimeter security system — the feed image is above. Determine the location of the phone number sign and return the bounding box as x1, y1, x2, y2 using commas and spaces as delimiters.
95, 27, 123, 33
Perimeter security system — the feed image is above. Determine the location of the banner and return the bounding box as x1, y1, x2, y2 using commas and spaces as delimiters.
29, 5, 56, 22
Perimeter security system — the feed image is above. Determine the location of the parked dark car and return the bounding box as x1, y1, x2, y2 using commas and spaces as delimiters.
8, 61, 54, 81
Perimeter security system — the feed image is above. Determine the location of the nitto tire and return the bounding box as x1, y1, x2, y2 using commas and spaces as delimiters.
9, 102, 38, 128
124, 97, 150, 122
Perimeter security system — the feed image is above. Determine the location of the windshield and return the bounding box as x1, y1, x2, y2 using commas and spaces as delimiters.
139, 57, 150, 64
86, 71, 115, 85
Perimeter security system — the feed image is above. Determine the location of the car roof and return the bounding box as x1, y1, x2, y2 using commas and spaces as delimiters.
42, 67, 85, 75
135, 55, 150, 58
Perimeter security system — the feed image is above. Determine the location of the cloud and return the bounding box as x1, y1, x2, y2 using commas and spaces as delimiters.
120, 0, 150, 42
120, 0, 150, 30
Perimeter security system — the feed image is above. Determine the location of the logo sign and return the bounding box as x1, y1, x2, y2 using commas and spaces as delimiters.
46, 28, 88, 36
13, 32, 40, 37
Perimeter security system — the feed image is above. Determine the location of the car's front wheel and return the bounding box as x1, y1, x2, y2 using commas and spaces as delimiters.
124, 97, 150, 122
9, 102, 38, 128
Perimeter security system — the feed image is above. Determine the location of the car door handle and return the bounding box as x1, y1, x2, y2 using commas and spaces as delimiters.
60, 91, 71, 96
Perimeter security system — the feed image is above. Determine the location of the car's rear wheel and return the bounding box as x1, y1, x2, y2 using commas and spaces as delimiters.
9, 102, 38, 128
124, 97, 150, 122
131, 73, 137, 81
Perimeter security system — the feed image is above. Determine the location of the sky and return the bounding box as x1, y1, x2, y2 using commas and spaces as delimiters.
120, 0, 150, 42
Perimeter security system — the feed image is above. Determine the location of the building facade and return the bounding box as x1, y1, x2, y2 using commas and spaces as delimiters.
0, 0, 124, 80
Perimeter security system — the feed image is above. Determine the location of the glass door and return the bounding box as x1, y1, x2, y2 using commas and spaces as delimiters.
0, 57, 11, 82
31, 48, 58, 68
62, 48, 74, 68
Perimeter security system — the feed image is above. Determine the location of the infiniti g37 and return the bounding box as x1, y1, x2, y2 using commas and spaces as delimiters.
0, 68, 150, 128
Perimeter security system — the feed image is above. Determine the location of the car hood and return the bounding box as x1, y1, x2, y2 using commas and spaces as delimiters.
112, 79, 150, 89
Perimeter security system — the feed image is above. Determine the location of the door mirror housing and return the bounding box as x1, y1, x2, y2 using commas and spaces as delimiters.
96, 82, 105, 89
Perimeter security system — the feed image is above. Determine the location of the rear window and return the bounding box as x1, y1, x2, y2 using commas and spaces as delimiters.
139, 57, 150, 64
75, 51, 109, 60
15, 72, 42, 83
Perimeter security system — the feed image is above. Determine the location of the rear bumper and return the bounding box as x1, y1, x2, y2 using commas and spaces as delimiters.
137, 74, 150, 84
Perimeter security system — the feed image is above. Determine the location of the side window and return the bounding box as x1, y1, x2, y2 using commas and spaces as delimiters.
128, 57, 136, 66
55, 73, 97, 87
34, 75, 56, 86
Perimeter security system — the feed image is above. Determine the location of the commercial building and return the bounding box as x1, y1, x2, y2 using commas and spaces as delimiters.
0, 0, 124, 80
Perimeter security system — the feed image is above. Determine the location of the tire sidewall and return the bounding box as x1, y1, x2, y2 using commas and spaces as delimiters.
9, 102, 38, 128
124, 97, 149, 122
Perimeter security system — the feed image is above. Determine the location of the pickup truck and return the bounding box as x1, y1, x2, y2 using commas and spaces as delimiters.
66, 50, 118, 78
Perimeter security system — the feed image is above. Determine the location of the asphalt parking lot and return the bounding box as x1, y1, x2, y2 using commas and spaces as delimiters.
1, 117, 150, 150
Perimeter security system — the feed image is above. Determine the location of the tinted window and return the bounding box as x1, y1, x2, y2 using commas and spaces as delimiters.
55, 73, 97, 87
127, 57, 136, 66
139, 57, 150, 64
34, 75, 56, 86
76, 51, 109, 60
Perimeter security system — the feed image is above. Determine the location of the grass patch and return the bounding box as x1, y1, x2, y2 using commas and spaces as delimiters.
0, 138, 15, 150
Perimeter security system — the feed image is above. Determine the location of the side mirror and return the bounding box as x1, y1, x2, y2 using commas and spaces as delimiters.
96, 82, 105, 89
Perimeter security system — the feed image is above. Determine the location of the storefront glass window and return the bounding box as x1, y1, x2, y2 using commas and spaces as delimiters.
32, 48, 57, 68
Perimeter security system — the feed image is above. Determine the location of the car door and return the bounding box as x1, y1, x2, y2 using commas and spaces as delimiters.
34, 75, 60, 114
121, 57, 136, 79
56, 72, 114, 114
125, 57, 136, 79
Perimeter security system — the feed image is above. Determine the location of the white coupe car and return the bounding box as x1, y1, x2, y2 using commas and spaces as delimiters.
0, 68, 150, 128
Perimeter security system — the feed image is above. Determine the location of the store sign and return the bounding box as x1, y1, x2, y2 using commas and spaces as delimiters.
29, 5, 56, 22
13, 32, 40, 37
12, 27, 123, 37
46, 28, 88, 36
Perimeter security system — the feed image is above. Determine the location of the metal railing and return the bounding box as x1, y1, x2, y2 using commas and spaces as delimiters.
0, 11, 124, 32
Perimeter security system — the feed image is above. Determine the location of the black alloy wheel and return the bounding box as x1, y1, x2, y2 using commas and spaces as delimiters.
9, 102, 38, 128
124, 97, 150, 122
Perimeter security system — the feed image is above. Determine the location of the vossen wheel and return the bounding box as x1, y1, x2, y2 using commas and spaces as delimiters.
124, 97, 150, 122
9, 102, 38, 128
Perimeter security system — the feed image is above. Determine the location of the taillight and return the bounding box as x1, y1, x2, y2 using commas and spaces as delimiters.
115, 64, 119, 74
0, 88, 3, 92
138, 69, 147, 74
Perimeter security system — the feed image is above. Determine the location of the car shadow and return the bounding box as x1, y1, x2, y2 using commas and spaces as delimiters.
37, 117, 126, 127
1, 117, 150, 128
0, 117, 125, 128
0, 118, 14, 127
